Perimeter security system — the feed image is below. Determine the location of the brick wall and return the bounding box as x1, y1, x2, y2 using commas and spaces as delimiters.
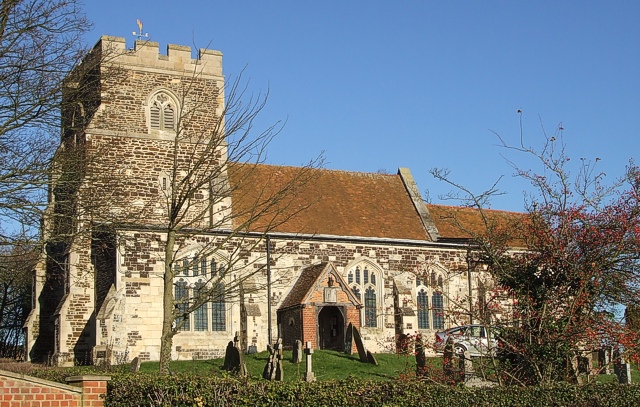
0, 370, 109, 407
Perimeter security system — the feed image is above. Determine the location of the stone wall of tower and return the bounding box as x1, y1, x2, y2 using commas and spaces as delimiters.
27, 36, 229, 365
80, 36, 229, 228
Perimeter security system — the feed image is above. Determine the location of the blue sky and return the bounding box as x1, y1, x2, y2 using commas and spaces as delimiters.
83, 1, 640, 212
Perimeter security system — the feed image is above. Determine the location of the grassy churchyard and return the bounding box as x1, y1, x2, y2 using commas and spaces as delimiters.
132, 349, 639, 384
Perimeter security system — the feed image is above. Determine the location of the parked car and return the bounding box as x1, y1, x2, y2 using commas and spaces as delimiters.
434, 324, 502, 357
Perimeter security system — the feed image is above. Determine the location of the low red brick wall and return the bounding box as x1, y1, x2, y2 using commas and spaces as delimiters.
0, 369, 110, 407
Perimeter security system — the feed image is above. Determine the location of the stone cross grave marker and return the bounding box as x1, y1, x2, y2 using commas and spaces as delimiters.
304, 341, 316, 382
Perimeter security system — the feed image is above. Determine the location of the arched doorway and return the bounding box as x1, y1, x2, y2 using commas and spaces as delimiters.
317, 306, 344, 350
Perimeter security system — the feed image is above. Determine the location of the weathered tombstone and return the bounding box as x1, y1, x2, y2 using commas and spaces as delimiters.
460, 350, 474, 382
263, 338, 284, 381
292, 339, 303, 363
129, 356, 141, 372
344, 322, 353, 355
304, 341, 316, 382
352, 325, 368, 362
612, 346, 631, 384
275, 345, 284, 381
228, 346, 241, 374
614, 359, 632, 384
577, 355, 591, 376
222, 341, 234, 371
415, 334, 427, 378
598, 346, 612, 375
442, 336, 456, 383
366, 350, 378, 366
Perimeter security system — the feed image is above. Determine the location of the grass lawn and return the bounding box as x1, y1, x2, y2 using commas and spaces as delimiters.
138, 350, 428, 382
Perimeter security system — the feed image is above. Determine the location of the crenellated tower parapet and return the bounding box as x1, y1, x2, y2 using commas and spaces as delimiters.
97, 35, 223, 79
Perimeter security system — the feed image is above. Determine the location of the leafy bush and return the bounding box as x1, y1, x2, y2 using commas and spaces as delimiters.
104, 374, 640, 407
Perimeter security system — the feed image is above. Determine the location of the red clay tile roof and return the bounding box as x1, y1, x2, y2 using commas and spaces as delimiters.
279, 263, 327, 309
228, 163, 432, 240
426, 204, 527, 246
228, 163, 525, 245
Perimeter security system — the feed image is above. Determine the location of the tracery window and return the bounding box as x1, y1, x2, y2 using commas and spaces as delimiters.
175, 279, 190, 331
194, 280, 208, 331
417, 289, 429, 329
364, 287, 377, 327
149, 91, 177, 132
432, 292, 445, 330
211, 282, 226, 331
415, 267, 447, 330
345, 262, 383, 328
173, 256, 228, 332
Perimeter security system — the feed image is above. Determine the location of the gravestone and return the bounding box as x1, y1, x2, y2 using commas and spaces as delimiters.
613, 346, 631, 384
304, 341, 316, 382
366, 350, 378, 366
442, 336, 457, 383
352, 325, 368, 362
415, 334, 427, 378
292, 339, 303, 363
263, 338, 284, 381
222, 341, 234, 371
222, 338, 246, 376
598, 347, 612, 375
614, 360, 632, 384
460, 350, 474, 382
129, 356, 140, 372
577, 355, 591, 376
344, 323, 353, 355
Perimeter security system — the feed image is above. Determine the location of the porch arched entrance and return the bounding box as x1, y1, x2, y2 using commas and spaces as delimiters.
317, 306, 344, 350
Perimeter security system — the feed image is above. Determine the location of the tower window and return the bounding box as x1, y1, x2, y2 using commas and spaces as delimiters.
149, 92, 177, 131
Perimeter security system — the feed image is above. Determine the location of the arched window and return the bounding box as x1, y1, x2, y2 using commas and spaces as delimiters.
417, 289, 429, 329
345, 261, 383, 328
432, 292, 444, 330
175, 279, 190, 331
201, 258, 208, 277
212, 282, 226, 331
364, 288, 377, 328
149, 92, 177, 131
194, 280, 208, 331
174, 255, 227, 332
352, 286, 361, 301
414, 266, 448, 331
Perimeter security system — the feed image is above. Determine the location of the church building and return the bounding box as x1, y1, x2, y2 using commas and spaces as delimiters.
24, 36, 514, 366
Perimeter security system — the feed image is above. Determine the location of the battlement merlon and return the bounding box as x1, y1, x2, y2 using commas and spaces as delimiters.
96, 35, 223, 79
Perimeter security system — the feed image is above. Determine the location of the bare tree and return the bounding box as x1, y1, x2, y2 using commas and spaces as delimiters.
429, 114, 640, 384
0, 0, 88, 241
52, 39, 323, 370
0, 0, 89, 358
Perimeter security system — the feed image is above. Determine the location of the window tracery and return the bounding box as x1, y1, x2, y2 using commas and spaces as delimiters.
173, 255, 228, 332
345, 261, 383, 328
148, 91, 178, 132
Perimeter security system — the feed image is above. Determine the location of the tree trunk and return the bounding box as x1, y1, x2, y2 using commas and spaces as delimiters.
159, 229, 176, 374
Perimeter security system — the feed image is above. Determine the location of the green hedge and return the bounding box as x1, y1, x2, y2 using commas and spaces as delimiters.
104, 374, 640, 407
